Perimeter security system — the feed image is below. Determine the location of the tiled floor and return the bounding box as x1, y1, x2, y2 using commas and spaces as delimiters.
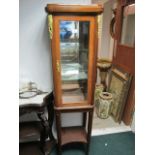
93, 109, 125, 129
92, 108, 131, 136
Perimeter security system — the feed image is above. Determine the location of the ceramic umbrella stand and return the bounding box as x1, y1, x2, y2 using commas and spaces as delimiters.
94, 84, 104, 104
96, 92, 113, 119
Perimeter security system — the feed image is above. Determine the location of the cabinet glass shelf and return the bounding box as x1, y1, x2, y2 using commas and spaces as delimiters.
61, 63, 87, 81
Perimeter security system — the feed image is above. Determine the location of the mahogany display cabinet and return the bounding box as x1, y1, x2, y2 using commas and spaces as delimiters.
46, 4, 103, 155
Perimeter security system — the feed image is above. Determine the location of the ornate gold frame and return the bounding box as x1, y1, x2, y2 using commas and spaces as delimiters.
108, 65, 132, 123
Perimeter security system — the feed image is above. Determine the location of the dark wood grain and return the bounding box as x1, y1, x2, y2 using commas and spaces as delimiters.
19, 142, 44, 155
55, 111, 62, 155
86, 109, 93, 155
19, 122, 43, 143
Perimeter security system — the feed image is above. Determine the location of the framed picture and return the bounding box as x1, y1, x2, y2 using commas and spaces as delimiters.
108, 66, 132, 123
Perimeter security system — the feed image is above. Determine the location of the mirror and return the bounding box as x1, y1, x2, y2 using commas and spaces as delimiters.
59, 20, 90, 103
120, 4, 135, 46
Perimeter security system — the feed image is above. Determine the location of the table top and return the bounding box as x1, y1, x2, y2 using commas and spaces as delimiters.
19, 93, 50, 106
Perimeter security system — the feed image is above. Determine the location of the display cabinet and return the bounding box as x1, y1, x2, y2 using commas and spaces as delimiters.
46, 4, 103, 155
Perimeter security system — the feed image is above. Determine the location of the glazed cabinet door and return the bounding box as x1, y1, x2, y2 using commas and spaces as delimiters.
51, 16, 97, 107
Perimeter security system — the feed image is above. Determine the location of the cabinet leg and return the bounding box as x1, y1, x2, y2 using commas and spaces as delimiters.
57, 144, 62, 155
86, 110, 93, 155
82, 112, 87, 128
86, 142, 90, 155
55, 111, 62, 155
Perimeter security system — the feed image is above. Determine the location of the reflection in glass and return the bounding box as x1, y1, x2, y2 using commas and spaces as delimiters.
121, 5, 135, 46
59, 21, 89, 103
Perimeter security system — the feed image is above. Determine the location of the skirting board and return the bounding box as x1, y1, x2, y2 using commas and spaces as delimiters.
92, 126, 132, 136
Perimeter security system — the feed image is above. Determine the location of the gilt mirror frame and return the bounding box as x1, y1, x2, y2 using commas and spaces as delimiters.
110, 8, 117, 39
108, 65, 132, 123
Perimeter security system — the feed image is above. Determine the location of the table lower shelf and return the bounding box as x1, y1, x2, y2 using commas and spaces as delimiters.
61, 126, 87, 146
19, 142, 43, 155
19, 122, 43, 143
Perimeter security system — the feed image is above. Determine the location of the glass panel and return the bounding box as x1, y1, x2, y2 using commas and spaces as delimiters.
120, 4, 135, 46
59, 20, 89, 104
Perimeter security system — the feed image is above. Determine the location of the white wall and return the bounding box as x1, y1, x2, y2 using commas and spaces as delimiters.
19, 0, 91, 91
96, 0, 116, 84
99, 0, 116, 59
19, 0, 91, 128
